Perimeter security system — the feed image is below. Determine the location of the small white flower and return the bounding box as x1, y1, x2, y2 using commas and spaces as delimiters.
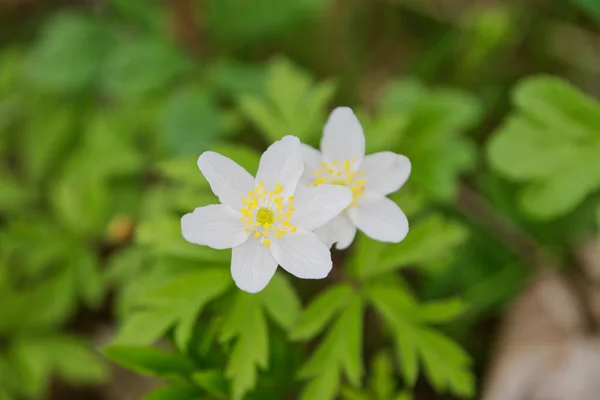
181, 135, 352, 293
301, 107, 411, 249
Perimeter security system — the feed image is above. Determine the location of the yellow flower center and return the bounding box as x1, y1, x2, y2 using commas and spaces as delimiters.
240, 181, 297, 247
311, 158, 366, 207
255, 207, 275, 225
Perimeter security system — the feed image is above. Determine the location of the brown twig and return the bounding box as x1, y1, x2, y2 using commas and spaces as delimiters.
455, 183, 558, 269
456, 183, 600, 333
167, 0, 205, 57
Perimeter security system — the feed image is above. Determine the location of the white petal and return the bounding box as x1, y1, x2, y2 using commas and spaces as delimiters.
290, 184, 352, 232
314, 214, 357, 249
348, 193, 408, 243
255, 135, 303, 197
314, 221, 336, 249
361, 152, 411, 196
197, 151, 255, 208
231, 238, 278, 293
333, 214, 357, 250
270, 229, 332, 279
181, 205, 250, 250
300, 143, 322, 182
320, 107, 365, 164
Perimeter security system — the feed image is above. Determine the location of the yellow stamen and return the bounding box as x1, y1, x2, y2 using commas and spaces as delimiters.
240, 181, 299, 245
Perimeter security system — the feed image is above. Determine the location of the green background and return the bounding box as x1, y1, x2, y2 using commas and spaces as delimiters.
2, 0, 600, 399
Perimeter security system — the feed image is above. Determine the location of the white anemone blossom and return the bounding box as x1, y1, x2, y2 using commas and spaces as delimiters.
181, 135, 352, 293
301, 107, 411, 250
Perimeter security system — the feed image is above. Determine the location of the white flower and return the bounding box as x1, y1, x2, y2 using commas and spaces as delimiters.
181, 135, 352, 293
301, 107, 411, 249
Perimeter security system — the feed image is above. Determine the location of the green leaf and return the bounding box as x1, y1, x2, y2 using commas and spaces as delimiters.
162, 88, 221, 156
518, 154, 600, 219
340, 299, 364, 387
113, 309, 178, 346
170, 188, 218, 214
291, 283, 354, 340
360, 215, 468, 279
21, 104, 76, 183
459, 263, 526, 319
108, 0, 164, 31
157, 156, 209, 187
487, 115, 578, 181
0, 269, 75, 332
0, 170, 29, 213
104, 345, 196, 378
137, 268, 231, 307
73, 112, 144, 178
72, 249, 104, 308
407, 89, 482, 135
266, 58, 312, 121
367, 282, 474, 397
210, 143, 261, 175
208, 0, 328, 44
8, 340, 49, 397
379, 80, 481, 202
570, 0, 600, 23
365, 283, 421, 386
37, 336, 108, 384
458, 4, 517, 74
9, 335, 108, 397
363, 111, 408, 154
101, 38, 190, 100
365, 282, 419, 324
369, 352, 395, 400
239, 57, 336, 144
0, 388, 11, 400
191, 370, 229, 398
0, 96, 20, 147
173, 302, 203, 352
347, 233, 389, 279
416, 329, 474, 397
211, 60, 268, 97
23, 12, 111, 91
221, 293, 269, 400
48, 112, 140, 235
238, 96, 284, 141
379, 79, 426, 113
50, 174, 108, 237
300, 366, 341, 400
136, 216, 229, 262
418, 298, 467, 323
298, 297, 364, 399
515, 76, 600, 140
488, 76, 600, 220
258, 274, 301, 332
0, 48, 21, 94
340, 387, 371, 400
104, 248, 146, 286
396, 391, 413, 400
143, 385, 205, 400
394, 326, 419, 387
219, 109, 244, 137
197, 316, 223, 357
115, 268, 231, 347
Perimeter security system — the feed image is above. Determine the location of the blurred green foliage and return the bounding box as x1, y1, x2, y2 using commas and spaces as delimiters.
488, 76, 600, 219
2, 0, 600, 399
